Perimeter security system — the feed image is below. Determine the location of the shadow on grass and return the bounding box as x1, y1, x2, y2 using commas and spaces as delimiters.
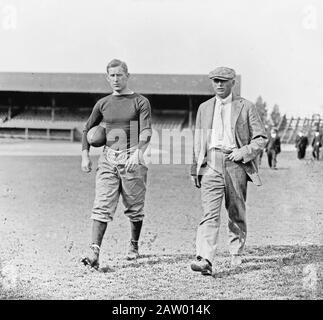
260, 167, 290, 170
98, 253, 195, 273
98, 265, 115, 273
211, 245, 322, 278
98, 245, 322, 277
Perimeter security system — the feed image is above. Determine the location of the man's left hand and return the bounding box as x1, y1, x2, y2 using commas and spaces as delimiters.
125, 149, 143, 172
228, 148, 243, 162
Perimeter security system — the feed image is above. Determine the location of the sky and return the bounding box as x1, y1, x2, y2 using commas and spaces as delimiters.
0, 0, 322, 117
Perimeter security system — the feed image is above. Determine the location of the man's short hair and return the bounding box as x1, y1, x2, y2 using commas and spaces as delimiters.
106, 59, 128, 74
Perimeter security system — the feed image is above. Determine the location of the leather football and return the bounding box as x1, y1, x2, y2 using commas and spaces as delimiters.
87, 125, 106, 147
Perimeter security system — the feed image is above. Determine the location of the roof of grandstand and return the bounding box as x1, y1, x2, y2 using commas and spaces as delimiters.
0, 72, 241, 96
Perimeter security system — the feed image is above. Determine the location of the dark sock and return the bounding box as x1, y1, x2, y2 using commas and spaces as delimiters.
91, 220, 107, 247
130, 220, 143, 242
130, 240, 139, 250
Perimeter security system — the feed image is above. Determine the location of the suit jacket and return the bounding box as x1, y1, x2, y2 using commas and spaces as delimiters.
191, 94, 267, 186
312, 135, 322, 148
266, 136, 281, 154
295, 135, 308, 149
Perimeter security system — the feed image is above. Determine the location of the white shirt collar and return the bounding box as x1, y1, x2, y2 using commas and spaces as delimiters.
216, 93, 233, 105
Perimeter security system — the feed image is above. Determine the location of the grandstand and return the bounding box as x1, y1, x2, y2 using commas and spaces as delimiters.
0, 109, 8, 123
278, 114, 322, 144
151, 109, 187, 131
0, 72, 241, 141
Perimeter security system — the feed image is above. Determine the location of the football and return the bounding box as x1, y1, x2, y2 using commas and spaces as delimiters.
87, 125, 106, 147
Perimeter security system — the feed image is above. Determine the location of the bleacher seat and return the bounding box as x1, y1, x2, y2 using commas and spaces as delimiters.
14, 108, 52, 121
152, 110, 187, 130
0, 106, 94, 141
0, 111, 7, 123
54, 108, 90, 123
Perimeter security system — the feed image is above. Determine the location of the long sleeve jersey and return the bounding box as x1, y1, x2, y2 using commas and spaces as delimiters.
82, 93, 152, 151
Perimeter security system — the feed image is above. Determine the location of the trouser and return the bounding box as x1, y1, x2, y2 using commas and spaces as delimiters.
258, 150, 263, 166
297, 146, 306, 159
196, 149, 248, 264
91, 147, 148, 223
267, 149, 277, 168
312, 146, 320, 160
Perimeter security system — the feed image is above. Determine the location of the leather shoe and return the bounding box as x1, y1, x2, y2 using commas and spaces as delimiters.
230, 255, 242, 267
191, 258, 212, 275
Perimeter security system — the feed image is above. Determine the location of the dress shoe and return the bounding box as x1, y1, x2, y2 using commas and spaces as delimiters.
230, 255, 242, 267
81, 244, 100, 270
126, 240, 139, 260
191, 258, 212, 275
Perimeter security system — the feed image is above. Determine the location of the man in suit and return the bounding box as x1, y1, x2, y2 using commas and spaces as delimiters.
190, 67, 267, 275
311, 129, 322, 160
295, 131, 309, 159
265, 127, 281, 169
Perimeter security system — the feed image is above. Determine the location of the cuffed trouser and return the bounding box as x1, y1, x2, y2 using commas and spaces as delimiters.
312, 146, 320, 160
267, 149, 277, 168
297, 146, 306, 159
196, 149, 248, 263
91, 148, 148, 223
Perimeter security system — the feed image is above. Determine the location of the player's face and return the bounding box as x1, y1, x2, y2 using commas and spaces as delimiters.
212, 79, 235, 99
107, 66, 129, 93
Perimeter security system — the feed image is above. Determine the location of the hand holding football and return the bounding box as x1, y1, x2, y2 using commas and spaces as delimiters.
87, 125, 106, 147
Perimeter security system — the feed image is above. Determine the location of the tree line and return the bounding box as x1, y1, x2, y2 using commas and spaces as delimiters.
255, 96, 285, 130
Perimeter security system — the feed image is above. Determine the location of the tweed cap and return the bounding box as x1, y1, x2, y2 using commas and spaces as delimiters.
209, 67, 236, 80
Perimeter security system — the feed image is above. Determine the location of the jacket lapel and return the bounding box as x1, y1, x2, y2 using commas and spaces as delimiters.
205, 97, 216, 129
231, 95, 244, 133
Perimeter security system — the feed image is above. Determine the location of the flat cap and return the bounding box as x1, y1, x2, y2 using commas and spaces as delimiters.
209, 67, 236, 80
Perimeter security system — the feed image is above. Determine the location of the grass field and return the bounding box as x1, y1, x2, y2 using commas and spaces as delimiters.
0, 144, 322, 300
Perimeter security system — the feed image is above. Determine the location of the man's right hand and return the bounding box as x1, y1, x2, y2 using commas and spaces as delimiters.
191, 175, 201, 188
81, 153, 92, 173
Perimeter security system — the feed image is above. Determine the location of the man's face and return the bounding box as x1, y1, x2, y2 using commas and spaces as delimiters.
106, 66, 129, 93
211, 78, 235, 99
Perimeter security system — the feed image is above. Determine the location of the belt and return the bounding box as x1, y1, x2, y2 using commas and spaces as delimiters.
103, 146, 136, 155
211, 147, 233, 154
103, 146, 136, 165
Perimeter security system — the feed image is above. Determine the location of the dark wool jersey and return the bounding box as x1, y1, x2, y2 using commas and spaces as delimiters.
82, 93, 152, 151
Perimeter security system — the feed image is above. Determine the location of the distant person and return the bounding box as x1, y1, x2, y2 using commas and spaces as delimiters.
80, 59, 152, 270
295, 131, 309, 160
258, 125, 269, 167
311, 129, 322, 160
258, 149, 264, 167
190, 66, 267, 276
265, 127, 281, 169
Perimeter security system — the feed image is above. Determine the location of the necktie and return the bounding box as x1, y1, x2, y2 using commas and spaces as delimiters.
218, 100, 225, 141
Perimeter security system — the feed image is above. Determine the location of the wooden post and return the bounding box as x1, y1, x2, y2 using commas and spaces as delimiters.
8, 98, 12, 120
70, 129, 74, 142
51, 97, 55, 121
25, 128, 28, 140
188, 96, 193, 129
281, 116, 292, 143
277, 114, 285, 132
288, 117, 300, 144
